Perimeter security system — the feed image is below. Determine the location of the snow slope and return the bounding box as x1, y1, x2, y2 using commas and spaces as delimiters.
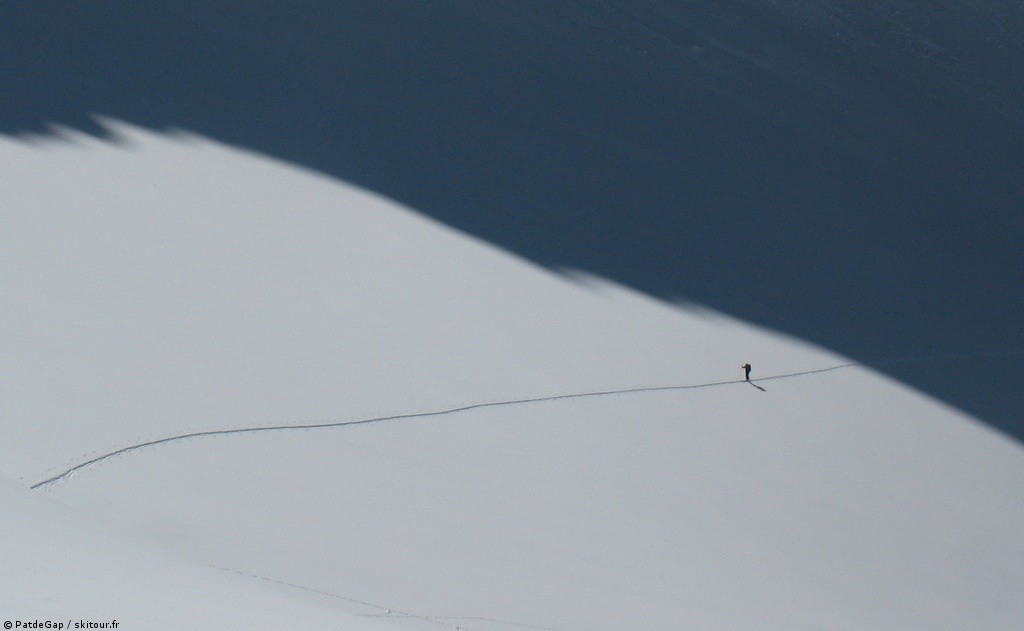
0, 476, 401, 630
2, 122, 1022, 629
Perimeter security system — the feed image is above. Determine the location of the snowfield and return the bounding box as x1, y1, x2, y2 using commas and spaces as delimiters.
2, 122, 1022, 629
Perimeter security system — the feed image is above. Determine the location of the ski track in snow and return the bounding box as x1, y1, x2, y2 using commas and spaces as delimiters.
210, 563, 564, 631
30, 363, 857, 490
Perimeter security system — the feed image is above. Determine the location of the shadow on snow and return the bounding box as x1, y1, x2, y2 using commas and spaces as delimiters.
2, 2, 1022, 440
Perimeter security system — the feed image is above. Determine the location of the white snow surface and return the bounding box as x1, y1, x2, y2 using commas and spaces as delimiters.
2, 121, 1022, 629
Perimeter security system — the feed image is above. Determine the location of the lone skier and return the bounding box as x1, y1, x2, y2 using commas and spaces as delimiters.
742, 363, 752, 381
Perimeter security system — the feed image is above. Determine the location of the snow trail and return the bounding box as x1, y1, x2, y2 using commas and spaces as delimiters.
31, 363, 857, 490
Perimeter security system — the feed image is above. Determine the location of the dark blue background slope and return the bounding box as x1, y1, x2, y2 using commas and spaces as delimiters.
3, 2, 1022, 439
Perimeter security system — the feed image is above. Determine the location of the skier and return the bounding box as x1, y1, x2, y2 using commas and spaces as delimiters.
742, 363, 752, 381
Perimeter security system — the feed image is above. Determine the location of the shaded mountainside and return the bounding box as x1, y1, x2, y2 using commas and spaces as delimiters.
2, 1, 1022, 435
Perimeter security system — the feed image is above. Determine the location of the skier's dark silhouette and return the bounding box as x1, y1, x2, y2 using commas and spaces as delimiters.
742, 363, 752, 381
